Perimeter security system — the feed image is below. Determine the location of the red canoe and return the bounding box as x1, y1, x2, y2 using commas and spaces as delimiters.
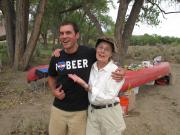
27, 62, 171, 91
120, 62, 171, 92
27, 65, 49, 83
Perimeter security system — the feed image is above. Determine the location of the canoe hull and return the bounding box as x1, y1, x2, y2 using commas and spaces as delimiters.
27, 65, 49, 83
120, 62, 171, 92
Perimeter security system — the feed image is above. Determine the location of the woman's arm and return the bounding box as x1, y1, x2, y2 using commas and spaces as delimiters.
68, 74, 91, 92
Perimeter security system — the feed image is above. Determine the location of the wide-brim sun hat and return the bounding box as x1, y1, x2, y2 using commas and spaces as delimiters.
95, 36, 115, 52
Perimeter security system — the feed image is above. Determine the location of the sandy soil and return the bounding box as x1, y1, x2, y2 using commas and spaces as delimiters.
124, 64, 180, 135
0, 63, 180, 135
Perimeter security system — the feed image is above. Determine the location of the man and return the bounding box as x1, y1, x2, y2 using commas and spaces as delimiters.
48, 21, 124, 135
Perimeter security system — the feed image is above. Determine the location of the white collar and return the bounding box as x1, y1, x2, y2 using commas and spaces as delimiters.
93, 60, 113, 72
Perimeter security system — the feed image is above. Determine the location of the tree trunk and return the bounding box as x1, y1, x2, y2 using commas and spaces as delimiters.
115, 0, 144, 65
83, 4, 104, 37
0, 35, 6, 41
123, 0, 144, 53
19, 0, 47, 70
0, 59, 2, 72
52, 32, 56, 50
41, 32, 48, 48
14, 0, 29, 69
114, 0, 129, 65
1, 0, 16, 64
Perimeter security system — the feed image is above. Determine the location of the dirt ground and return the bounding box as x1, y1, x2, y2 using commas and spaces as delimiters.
0, 63, 180, 135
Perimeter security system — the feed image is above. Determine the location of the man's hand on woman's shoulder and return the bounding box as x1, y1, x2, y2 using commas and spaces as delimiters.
111, 67, 125, 82
52, 48, 62, 57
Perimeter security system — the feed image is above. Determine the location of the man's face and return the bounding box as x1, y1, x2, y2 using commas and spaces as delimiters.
59, 24, 79, 50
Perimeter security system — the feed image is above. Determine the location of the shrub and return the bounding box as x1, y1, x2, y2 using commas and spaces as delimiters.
130, 34, 180, 46
126, 45, 180, 63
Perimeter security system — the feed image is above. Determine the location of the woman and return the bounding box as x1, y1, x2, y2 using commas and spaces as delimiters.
68, 37, 126, 135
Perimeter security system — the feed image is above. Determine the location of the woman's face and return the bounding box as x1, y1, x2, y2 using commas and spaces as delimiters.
96, 41, 113, 63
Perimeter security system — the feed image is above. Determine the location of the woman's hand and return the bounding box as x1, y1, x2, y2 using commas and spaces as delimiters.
68, 74, 90, 91
68, 74, 86, 85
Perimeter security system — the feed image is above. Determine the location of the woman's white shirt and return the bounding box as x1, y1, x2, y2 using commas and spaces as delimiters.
88, 60, 124, 105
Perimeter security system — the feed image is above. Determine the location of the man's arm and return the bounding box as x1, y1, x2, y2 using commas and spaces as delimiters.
48, 76, 65, 100
52, 48, 62, 57
111, 67, 125, 82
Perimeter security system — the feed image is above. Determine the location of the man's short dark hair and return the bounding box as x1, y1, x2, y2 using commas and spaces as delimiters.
60, 21, 79, 33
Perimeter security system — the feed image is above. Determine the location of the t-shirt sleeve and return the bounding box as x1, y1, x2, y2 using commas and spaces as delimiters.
90, 47, 96, 62
48, 56, 57, 77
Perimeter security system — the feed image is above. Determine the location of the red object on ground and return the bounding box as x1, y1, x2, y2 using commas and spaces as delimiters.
27, 65, 49, 83
120, 62, 171, 92
155, 75, 170, 85
27, 62, 171, 89
120, 96, 129, 115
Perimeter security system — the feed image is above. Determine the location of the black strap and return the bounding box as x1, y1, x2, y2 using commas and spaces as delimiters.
91, 102, 119, 109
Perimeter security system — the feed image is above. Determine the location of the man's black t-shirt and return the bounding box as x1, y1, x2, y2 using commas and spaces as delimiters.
48, 45, 96, 111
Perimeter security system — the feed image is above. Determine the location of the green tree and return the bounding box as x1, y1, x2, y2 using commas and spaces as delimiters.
0, 0, 47, 70
114, 0, 180, 64
1, 0, 179, 70
40, 0, 114, 47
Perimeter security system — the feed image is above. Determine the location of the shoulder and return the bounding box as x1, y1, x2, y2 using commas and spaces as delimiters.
108, 61, 118, 72
79, 45, 96, 59
112, 62, 118, 69
50, 56, 56, 61
79, 45, 95, 52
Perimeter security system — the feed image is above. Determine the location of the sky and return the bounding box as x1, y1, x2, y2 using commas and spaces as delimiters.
109, 2, 180, 38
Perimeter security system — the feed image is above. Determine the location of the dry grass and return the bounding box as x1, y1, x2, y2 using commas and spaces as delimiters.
10, 118, 48, 135
126, 45, 180, 63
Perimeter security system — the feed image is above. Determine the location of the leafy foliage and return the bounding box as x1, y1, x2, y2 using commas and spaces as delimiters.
139, 4, 161, 25
130, 34, 180, 46
40, 0, 114, 46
